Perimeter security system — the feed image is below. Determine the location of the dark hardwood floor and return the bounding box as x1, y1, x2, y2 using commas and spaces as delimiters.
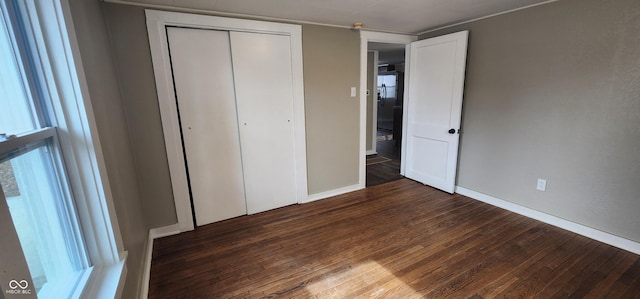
367, 133, 402, 187
149, 179, 640, 298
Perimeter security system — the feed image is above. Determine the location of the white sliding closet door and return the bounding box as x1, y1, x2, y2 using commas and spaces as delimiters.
230, 32, 298, 214
167, 28, 247, 225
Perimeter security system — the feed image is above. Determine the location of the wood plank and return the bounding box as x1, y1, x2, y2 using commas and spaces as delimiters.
148, 179, 640, 298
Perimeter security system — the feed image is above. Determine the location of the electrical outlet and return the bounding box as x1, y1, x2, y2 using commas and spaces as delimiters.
536, 179, 547, 191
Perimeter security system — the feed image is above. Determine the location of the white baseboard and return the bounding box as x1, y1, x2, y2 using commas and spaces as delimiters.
138, 224, 182, 299
149, 223, 182, 239
366, 150, 377, 155
455, 186, 640, 255
303, 183, 363, 203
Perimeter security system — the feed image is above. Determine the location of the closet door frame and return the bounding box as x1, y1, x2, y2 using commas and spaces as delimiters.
146, 10, 308, 232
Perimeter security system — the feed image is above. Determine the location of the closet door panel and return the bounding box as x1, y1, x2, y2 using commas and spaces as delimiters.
167, 27, 246, 225
230, 32, 297, 214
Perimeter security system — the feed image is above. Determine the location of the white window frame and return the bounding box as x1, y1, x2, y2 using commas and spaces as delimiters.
1, 0, 127, 297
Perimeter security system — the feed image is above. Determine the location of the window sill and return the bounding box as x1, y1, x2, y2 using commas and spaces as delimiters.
80, 251, 128, 299
36, 268, 88, 299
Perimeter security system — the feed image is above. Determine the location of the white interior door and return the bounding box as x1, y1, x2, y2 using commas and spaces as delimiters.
403, 31, 468, 193
230, 31, 298, 214
167, 28, 247, 225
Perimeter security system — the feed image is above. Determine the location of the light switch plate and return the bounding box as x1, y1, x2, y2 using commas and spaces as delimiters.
536, 179, 547, 191
350, 87, 357, 97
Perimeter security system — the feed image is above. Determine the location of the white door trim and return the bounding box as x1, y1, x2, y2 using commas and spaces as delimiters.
146, 10, 308, 232
368, 50, 379, 156
359, 31, 417, 188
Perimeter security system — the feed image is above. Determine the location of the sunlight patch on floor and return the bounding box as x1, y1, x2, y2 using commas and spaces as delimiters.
306, 261, 422, 298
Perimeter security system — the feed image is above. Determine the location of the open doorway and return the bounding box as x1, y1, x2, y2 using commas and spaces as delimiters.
360, 32, 466, 193
366, 42, 406, 187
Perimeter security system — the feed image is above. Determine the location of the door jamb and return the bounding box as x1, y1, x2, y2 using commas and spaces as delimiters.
367, 50, 379, 156
359, 31, 417, 188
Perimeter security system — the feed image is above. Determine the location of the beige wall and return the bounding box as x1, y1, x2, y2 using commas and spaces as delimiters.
103, 4, 178, 228
102, 5, 362, 222
421, 0, 640, 242
302, 25, 361, 194
67, 1, 148, 298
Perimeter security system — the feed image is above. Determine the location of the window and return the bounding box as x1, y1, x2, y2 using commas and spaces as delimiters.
1, 142, 89, 295
377, 73, 397, 99
0, 1, 125, 298
0, 2, 90, 297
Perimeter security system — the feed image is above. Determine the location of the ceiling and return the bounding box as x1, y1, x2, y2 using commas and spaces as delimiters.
114, 0, 556, 34
369, 42, 405, 65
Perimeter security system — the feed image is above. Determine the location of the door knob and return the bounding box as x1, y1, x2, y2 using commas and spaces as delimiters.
448, 128, 456, 134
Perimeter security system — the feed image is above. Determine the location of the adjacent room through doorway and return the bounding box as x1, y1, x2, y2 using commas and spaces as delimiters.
366, 42, 406, 187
